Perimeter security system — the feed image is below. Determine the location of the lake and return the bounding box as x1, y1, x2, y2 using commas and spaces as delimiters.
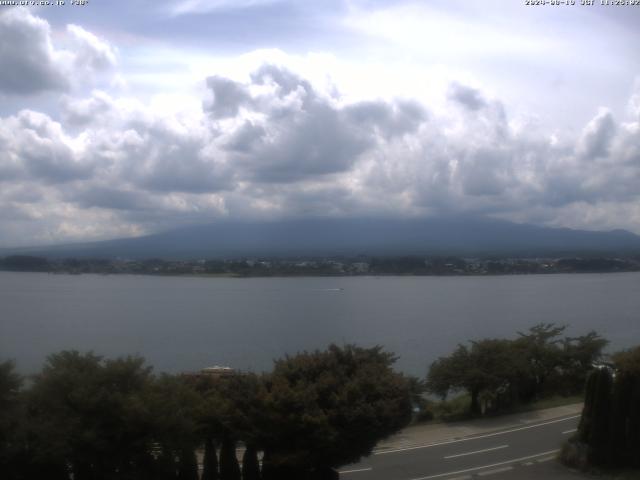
1, 271, 639, 376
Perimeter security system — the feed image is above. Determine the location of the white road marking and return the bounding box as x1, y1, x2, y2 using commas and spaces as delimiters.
408, 449, 560, 480
477, 466, 513, 476
562, 428, 577, 435
444, 445, 508, 459
339, 467, 373, 474
375, 415, 580, 455
536, 455, 556, 463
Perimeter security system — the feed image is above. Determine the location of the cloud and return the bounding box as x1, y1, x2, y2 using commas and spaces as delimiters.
168, 0, 281, 16
66, 24, 117, 72
577, 108, 616, 160
0, 8, 117, 96
0, 110, 92, 183
448, 83, 488, 111
2, 49, 640, 245
205, 76, 251, 118
0, 8, 69, 94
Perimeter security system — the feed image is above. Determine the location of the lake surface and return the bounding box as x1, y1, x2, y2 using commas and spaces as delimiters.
1, 272, 639, 376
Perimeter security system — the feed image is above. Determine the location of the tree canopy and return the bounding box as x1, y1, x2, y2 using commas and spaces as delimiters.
1, 344, 412, 480
427, 324, 608, 415
260, 344, 412, 475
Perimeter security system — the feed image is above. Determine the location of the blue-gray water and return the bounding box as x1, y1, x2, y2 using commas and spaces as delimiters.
1, 272, 639, 376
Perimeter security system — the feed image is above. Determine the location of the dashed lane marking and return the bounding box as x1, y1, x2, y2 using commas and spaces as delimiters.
339, 467, 373, 474
444, 445, 509, 459
375, 416, 579, 456
477, 466, 514, 476
407, 449, 560, 480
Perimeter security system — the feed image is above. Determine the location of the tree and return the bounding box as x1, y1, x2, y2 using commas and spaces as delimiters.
259, 344, 412, 478
201, 437, 219, 480
195, 373, 264, 479
573, 345, 640, 469
427, 340, 518, 414
219, 437, 241, 480
0, 361, 26, 480
559, 331, 608, 395
26, 351, 158, 480
242, 444, 261, 480
177, 447, 199, 480
427, 324, 605, 415
514, 323, 566, 400
146, 374, 203, 479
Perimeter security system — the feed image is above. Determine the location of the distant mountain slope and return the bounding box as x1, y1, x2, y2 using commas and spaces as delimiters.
3, 216, 640, 259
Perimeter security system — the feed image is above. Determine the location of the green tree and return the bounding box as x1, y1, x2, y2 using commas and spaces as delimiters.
514, 323, 566, 400
259, 344, 411, 478
201, 437, 219, 480
242, 444, 261, 480
27, 351, 158, 479
559, 331, 608, 395
177, 447, 199, 480
219, 438, 241, 480
427, 339, 518, 414
0, 360, 27, 480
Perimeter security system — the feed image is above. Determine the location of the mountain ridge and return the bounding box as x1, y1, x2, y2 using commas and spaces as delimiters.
2, 216, 640, 259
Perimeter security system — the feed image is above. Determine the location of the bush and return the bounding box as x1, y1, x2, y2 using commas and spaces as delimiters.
560, 437, 589, 471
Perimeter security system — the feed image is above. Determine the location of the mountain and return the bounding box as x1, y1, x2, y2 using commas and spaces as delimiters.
3, 216, 640, 259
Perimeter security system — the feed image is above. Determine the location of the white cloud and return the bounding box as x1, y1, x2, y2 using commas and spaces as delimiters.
167, 0, 281, 16
0, 8, 117, 96
66, 24, 117, 72
0, 7, 69, 94
1, 6, 640, 246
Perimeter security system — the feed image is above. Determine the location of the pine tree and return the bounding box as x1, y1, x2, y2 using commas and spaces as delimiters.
587, 368, 613, 466
578, 368, 598, 442
177, 447, 199, 480
608, 371, 633, 465
628, 372, 640, 468
220, 438, 241, 480
202, 438, 219, 480
155, 449, 177, 480
241, 444, 261, 480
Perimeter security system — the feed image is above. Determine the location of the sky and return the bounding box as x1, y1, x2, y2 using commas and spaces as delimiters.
0, 0, 639, 247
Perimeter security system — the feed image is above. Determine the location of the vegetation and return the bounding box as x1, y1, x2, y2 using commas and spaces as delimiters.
426, 324, 607, 416
0, 345, 412, 480
3, 254, 640, 276
562, 345, 640, 472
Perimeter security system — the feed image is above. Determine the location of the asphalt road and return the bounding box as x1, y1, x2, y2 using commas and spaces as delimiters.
339, 414, 581, 480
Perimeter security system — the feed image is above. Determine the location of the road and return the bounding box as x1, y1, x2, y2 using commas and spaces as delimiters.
339, 414, 581, 480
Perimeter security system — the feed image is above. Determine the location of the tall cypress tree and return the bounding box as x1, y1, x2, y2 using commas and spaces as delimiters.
155, 449, 177, 480
202, 437, 219, 480
578, 368, 598, 443
177, 447, 199, 480
587, 368, 613, 466
220, 438, 241, 480
241, 444, 261, 480
608, 371, 633, 465
628, 373, 640, 468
